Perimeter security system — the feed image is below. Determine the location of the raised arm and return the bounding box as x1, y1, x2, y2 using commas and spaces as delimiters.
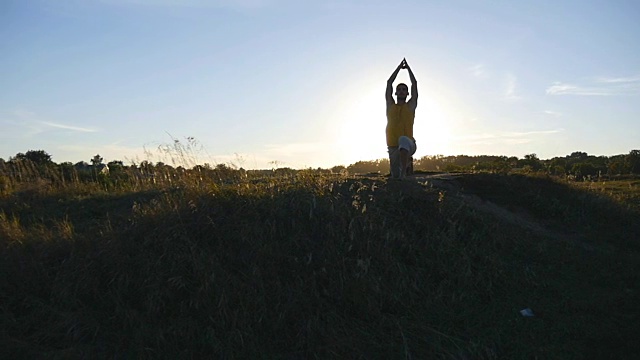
405, 61, 418, 111
386, 59, 405, 105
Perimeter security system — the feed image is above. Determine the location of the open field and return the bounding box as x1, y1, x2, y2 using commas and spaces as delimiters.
1, 172, 639, 358
572, 178, 640, 212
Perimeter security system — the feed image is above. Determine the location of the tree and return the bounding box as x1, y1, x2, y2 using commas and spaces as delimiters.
107, 160, 125, 175
519, 153, 542, 171
331, 165, 346, 174
607, 155, 626, 175
571, 162, 597, 179
107, 160, 124, 168
568, 151, 588, 160
347, 160, 383, 174
608, 160, 623, 175
548, 157, 567, 175
625, 150, 640, 174
91, 154, 104, 166
14, 150, 53, 165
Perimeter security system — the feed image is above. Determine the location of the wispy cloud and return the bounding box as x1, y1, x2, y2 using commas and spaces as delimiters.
546, 74, 640, 96
96, 0, 276, 9
40, 0, 280, 17
546, 82, 613, 96
467, 66, 522, 101
504, 73, 521, 100
13, 109, 36, 119
595, 75, 640, 83
508, 129, 564, 136
469, 64, 488, 79
456, 129, 564, 146
543, 110, 562, 117
3, 109, 98, 136
40, 121, 97, 133
264, 142, 330, 157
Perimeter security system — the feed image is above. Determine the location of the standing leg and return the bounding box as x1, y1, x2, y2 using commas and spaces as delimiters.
399, 148, 408, 179
388, 147, 400, 179
408, 156, 414, 175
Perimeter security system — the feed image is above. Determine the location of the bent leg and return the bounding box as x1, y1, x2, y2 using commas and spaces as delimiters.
397, 136, 416, 179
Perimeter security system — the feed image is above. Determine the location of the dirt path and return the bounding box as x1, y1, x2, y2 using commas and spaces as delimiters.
404, 173, 615, 254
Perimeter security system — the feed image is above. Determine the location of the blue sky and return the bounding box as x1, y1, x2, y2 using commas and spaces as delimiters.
1, 0, 639, 169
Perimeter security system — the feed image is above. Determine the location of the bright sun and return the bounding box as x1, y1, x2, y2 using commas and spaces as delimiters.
335, 86, 455, 165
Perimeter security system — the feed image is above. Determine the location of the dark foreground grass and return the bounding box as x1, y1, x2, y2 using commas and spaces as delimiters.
1, 173, 640, 358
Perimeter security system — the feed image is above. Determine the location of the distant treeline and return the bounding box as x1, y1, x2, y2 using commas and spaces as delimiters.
1, 150, 639, 189
340, 151, 640, 178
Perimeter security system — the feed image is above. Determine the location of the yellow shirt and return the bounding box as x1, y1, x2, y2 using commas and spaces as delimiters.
386, 103, 414, 146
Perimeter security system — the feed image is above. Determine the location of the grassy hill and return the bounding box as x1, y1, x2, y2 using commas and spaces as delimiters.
1, 172, 639, 358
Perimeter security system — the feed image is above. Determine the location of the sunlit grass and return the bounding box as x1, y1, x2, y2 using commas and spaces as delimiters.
573, 179, 640, 211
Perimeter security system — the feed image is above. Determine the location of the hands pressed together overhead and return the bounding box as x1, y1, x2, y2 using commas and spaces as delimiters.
399, 58, 411, 70
389, 58, 415, 84
386, 57, 418, 106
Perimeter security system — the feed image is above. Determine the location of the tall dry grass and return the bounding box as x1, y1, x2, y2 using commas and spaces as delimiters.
1, 160, 640, 358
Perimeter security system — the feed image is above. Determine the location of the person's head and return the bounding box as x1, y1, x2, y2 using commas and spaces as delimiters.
395, 83, 409, 99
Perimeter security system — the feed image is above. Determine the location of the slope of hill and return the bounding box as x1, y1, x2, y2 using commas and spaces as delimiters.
1, 173, 639, 358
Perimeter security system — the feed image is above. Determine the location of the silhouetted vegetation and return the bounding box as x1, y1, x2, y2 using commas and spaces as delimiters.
342, 150, 640, 179
1, 148, 640, 358
2, 149, 639, 187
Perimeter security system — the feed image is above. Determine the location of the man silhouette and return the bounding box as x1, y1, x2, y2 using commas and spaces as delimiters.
386, 58, 418, 179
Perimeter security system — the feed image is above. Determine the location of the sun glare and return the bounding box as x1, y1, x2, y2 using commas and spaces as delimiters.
336, 88, 387, 165
334, 85, 456, 165
414, 96, 455, 156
